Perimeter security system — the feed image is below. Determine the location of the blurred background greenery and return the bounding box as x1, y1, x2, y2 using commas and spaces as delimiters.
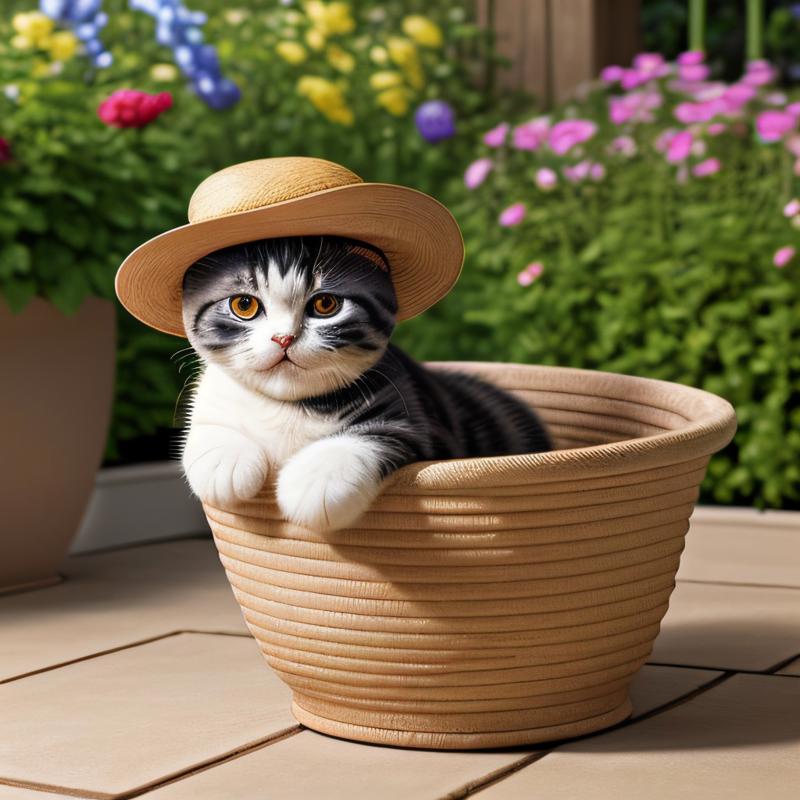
1, 0, 799, 509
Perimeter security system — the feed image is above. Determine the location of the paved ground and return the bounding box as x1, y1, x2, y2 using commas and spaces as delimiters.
1, 511, 798, 799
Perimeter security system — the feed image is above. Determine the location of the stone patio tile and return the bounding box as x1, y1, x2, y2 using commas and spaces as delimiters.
680, 507, 800, 588
650, 580, 800, 670
0, 539, 246, 682
478, 674, 800, 800
0, 633, 294, 798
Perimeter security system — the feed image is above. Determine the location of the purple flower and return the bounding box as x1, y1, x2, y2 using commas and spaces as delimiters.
464, 157, 493, 189
414, 101, 456, 143
677, 51, 705, 66
774, 246, 795, 268
517, 262, 543, 286
512, 117, 549, 151
548, 119, 597, 155
692, 157, 721, 177
499, 203, 526, 227
757, 110, 797, 143
535, 167, 557, 191
666, 130, 693, 163
483, 122, 509, 148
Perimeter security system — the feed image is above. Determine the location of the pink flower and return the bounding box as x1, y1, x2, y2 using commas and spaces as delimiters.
674, 101, 715, 124
517, 261, 543, 286
666, 130, 693, 162
97, 89, 173, 128
589, 162, 606, 181
786, 102, 800, 119
756, 110, 797, 143
765, 92, 789, 106
633, 52, 669, 79
707, 122, 727, 136
535, 167, 557, 191
722, 83, 756, 111
548, 119, 597, 155
655, 128, 678, 153
600, 65, 624, 83
786, 134, 800, 158
677, 50, 705, 66
744, 60, 777, 86
783, 199, 800, 218
679, 64, 710, 82
0, 137, 11, 163
692, 157, 721, 177
563, 160, 592, 183
773, 246, 795, 268
464, 158, 493, 189
609, 135, 637, 157
483, 122, 509, 148
621, 69, 648, 91
609, 90, 662, 125
499, 203, 525, 227
512, 117, 550, 151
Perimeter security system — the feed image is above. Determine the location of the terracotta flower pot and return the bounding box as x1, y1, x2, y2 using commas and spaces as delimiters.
0, 297, 115, 594
205, 363, 736, 749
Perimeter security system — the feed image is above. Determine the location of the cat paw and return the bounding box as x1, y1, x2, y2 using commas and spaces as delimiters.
276, 436, 382, 532
184, 439, 269, 507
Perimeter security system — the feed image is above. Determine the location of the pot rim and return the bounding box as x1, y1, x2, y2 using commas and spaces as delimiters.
386, 362, 737, 491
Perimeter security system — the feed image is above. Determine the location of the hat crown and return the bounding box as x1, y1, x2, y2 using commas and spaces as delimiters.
188, 157, 363, 223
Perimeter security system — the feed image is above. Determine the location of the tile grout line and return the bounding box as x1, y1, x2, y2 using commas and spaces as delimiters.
114, 725, 304, 799
0, 629, 252, 685
0, 776, 112, 799
438, 751, 552, 800
676, 577, 800, 591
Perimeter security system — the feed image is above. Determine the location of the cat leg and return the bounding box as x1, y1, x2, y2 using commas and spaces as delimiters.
276, 432, 409, 532
182, 422, 269, 506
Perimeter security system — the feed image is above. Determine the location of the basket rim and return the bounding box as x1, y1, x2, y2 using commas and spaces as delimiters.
385, 362, 737, 490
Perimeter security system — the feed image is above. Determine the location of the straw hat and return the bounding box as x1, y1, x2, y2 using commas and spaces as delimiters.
115, 157, 465, 337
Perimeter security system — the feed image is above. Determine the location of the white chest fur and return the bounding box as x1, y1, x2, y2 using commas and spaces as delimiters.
188, 364, 340, 468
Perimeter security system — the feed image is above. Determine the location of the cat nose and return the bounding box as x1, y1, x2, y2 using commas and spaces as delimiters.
271, 334, 295, 350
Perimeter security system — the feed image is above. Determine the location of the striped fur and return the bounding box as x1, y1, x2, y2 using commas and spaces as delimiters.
181, 236, 550, 531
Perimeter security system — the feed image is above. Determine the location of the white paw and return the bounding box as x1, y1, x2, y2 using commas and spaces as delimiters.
276, 436, 383, 532
184, 438, 268, 507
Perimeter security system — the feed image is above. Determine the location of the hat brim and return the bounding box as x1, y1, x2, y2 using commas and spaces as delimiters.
115, 182, 464, 337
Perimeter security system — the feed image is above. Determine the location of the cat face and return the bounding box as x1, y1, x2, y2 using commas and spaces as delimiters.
182, 236, 397, 401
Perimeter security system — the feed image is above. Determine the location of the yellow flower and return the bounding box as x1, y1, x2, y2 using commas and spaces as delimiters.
48, 31, 79, 62
401, 15, 443, 48
376, 86, 411, 117
305, 28, 326, 51
304, 1, 354, 36
387, 36, 417, 68
150, 62, 179, 81
277, 40, 308, 65
403, 60, 425, 90
223, 9, 249, 25
369, 45, 388, 65
12, 12, 54, 44
297, 75, 353, 125
11, 34, 33, 50
31, 59, 54, 78
369, 71, 403, 90
326, 44, 355, 73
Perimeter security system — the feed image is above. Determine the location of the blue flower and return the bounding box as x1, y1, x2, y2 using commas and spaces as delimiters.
414, 100, 456, 143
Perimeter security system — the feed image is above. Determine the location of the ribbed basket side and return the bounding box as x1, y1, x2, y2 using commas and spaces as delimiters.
206, 364, 736, 749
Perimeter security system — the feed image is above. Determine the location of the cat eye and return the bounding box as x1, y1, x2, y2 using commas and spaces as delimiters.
229, 295, 261, 320
309, 293, 341, 317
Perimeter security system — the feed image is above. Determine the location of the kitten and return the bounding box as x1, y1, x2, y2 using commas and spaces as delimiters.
181, 235, 551, 531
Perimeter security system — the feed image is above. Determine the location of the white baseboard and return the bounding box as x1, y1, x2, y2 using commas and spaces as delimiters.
71, 461, 208, 554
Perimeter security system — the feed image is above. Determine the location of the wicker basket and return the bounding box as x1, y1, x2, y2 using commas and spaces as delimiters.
205, 363, 736, 749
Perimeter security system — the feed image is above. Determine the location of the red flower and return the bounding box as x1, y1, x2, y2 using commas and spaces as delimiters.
0, 137, 11, 163
97, 90, 173, 129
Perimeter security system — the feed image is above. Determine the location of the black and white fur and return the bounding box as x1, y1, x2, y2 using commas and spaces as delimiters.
181, 236, 550, 531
